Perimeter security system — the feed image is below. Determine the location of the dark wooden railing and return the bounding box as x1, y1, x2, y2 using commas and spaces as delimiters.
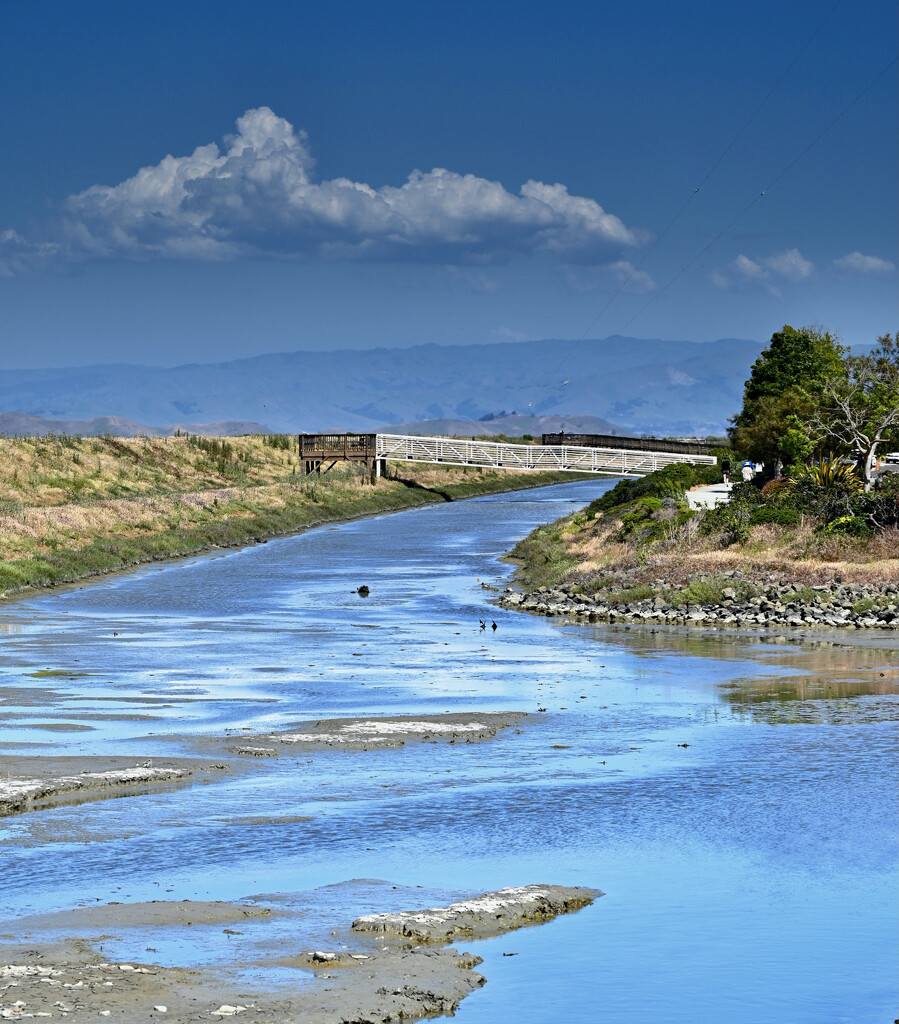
541, 432, 716, 456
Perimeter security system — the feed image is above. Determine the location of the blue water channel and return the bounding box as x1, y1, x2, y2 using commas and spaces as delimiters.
1, 479, 897, 1023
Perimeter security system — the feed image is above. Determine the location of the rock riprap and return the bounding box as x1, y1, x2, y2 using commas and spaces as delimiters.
352, 884, 601, 942
501, 577, 899, 630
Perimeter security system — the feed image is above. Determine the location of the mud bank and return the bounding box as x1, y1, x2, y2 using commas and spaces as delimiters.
2, 713, 528, 819
0, 758, 229, 818
0, 443, 583, 602
1, 885, 596, 1023
253, 711, 528, 752
353, 884, 601, 942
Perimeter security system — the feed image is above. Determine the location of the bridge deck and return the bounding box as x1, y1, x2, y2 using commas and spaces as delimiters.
374, 433, 716, 476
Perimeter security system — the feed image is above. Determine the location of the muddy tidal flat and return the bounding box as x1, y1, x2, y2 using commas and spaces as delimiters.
1, 481, 896, 1023
2, 884, 597, 1023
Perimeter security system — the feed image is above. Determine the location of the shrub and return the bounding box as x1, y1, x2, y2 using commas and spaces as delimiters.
589, 461, 719, 512
819, 515, 874, 538
749, 505, 801, 526
608, 584, 656, 603
669, 579, 727, 606
760, 478, 792, 498
781, 586, 821, 603
668, 577, 759, 606
614, 496, 668, 542
263, 433, 294, 450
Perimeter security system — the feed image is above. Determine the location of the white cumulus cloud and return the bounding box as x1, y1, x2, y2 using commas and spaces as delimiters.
712, 248, 814, 295
1, 107, 642, 274
833, 251, 895, 274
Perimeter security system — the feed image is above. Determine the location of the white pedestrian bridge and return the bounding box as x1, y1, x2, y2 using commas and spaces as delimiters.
375, 433, 716, 476
297, 432, 717, 478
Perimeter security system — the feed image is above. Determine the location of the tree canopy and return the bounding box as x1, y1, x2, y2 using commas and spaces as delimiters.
810, 331, 899, 489
729, 324, 845, 464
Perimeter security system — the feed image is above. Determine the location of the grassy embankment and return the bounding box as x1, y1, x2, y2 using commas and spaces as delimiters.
0, 434, 585, 596
511, 460, 899, 592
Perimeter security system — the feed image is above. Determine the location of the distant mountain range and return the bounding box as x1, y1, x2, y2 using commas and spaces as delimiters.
0, 413, 270, 438
386, 413, 625, 438
0, 335, 763, 437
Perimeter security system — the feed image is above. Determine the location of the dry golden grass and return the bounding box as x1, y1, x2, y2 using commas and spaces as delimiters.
0, 434, 299, 506
0, 435, 583, 594
554, 508, 898, 587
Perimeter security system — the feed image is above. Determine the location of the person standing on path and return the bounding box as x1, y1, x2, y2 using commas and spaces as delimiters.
741, 460, 754, 483
721, 457, 731, 485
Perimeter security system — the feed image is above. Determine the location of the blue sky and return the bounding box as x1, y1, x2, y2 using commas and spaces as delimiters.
1, 0, 895, 368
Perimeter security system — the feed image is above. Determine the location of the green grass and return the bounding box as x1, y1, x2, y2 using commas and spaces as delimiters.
781, 586, 823, 604
850, 596, 894, 615
607, 584, 657, 603
667, 577, 760, 607
508, 520, 580, 589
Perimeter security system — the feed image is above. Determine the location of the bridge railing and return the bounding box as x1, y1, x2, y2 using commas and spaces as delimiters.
375, 433, 717, 476
541, 432, 715, 456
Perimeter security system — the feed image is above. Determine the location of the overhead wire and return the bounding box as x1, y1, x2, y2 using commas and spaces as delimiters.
571, 0, 843, 349
613, 54, 898, 337
523, 0, 853, 412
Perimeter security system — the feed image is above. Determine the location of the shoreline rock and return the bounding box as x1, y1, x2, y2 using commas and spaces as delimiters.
501, 576, 899, 630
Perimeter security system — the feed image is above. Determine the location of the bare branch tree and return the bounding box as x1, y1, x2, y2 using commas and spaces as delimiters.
808, 333, 899, 490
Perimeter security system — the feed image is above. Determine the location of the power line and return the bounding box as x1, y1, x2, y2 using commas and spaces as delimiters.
524, 0, 850, 410
614, 54, 898, 336
573, 0, 844, 348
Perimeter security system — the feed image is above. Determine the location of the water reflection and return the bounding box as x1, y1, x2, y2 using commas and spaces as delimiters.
0, 480, 896, 1024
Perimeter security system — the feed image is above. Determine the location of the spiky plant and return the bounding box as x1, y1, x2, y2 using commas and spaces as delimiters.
795, 454, 863, 492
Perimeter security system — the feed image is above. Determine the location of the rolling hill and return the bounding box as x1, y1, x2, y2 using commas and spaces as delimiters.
0, 335, 762, 436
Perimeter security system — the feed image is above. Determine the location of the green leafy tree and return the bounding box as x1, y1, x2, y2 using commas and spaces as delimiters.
729, 324, 844, 464
809, 332, 899, 490
779, 413, 817, 465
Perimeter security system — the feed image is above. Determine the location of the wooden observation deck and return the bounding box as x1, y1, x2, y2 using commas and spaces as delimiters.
299, 433, 384, 479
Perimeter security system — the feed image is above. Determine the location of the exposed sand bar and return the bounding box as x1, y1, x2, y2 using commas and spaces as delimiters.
259, 711, 528, 751
353, 883, 602, 941
0, 885, 599, 1023
0, 757, 228, 818
2, 713, 528, 816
